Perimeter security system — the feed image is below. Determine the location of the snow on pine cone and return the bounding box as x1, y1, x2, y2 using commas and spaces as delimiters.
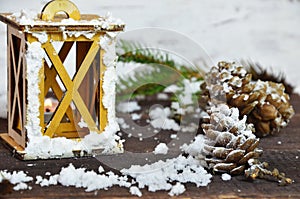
201, 103, 262, 175
200, 61, 294, 137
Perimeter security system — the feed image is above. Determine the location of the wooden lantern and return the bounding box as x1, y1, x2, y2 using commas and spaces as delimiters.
0, 0, 124, 159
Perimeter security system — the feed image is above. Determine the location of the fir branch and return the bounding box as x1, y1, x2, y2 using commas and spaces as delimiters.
116, 40, 205, 99
117, 40, 203, 80
117, 40, 176, 67
116, 63, 182, 101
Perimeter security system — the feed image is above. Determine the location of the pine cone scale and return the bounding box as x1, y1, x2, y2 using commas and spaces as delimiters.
230, 165, 246, 175
225, 149, 245, 163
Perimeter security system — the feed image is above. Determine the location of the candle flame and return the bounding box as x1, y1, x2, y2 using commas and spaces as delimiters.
44, 98, 54, 112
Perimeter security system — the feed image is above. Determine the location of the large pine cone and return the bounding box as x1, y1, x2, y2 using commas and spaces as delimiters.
201, 61, 294, 137
201, 104, 262, 175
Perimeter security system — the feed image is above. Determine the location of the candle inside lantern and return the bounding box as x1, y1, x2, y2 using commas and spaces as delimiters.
44, 98, 58, 123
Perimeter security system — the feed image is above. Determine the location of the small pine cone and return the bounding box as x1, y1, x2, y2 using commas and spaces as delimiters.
201, 61, 294, 137
201, 104, 262, 175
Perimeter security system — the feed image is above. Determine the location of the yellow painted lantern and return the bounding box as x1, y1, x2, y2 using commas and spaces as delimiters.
0, 0, 125, 159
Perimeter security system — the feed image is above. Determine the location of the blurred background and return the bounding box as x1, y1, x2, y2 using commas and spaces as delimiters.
0, 0, 299, 118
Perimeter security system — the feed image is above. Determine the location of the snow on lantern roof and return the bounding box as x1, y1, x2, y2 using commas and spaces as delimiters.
0, 3, 124, 32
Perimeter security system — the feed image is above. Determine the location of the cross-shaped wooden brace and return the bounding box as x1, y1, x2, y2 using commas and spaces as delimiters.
42, 40, 101, 138
43, 42, 78, 138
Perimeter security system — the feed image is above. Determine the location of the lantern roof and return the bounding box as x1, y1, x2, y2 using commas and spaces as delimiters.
0, 11, 125, 32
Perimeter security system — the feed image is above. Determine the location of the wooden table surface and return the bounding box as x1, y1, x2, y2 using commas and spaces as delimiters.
0, 94, 299, 198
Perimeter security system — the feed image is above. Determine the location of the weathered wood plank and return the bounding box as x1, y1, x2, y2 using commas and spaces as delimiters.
0, 94, 299, 198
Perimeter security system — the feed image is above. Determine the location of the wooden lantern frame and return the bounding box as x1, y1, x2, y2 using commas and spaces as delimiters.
0, 0, 124, 159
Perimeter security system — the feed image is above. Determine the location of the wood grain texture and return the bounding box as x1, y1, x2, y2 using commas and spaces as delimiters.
0, 94, 299, 198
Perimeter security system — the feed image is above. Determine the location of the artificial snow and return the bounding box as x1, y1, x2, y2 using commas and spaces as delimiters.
81, 131, 123, 154
131, 113, 142, 120
157, 93, 169, 100
13, 182, 31, 191
55, 164, 131, 192
164, 85, 181, 93
78, 118, 88, 128
1, 126, 217, 196
153, 143, 169, 155
101, 34, 121, 136
31, 32, 48, 44
7, 9, 124, 28
181, 134, 207, 165
116, 117, 130, 129
181, 123, 199, 133
98, 166, 105, 173
178, 79, 202, 106
117, 101, 141, 113
129, 186, 142, 197
116, 62, 152, 89
121, 155, 212, 193
168, 182, 186, 196
149, 107, 180, 131
45, 172, 51, 176
10, 9, 37, 25
36, 174, 59, 187
25, 42, 44, 139
0, 170, 33, 191
221, 173, 232, 181
64, 31, 95, 40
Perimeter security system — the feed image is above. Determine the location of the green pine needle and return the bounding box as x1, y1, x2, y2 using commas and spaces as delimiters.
116, 40, 204, 99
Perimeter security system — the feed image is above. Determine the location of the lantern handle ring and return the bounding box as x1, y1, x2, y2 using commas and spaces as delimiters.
40, 0, 80, 21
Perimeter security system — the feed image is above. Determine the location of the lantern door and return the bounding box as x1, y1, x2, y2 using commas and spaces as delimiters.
7, 25, 27, 148
30, 34, 107, 139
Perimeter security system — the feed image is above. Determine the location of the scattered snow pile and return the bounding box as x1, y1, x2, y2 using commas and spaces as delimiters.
81, 132, 124, 154
164, 78, 203, 106
121, 155, 212, 194
98, 166, 105, 173
157, 93, 169, 100
129, 186, 142, 197
116, 117, 130, 129
181, 134, 206, 157
153, 143, 169, 155
36, 164, 131, 192
168, 182, 186, 196
149, 107, 180, 131
117, 101, 141, 113
0, 170, 33, 191
36, 174, 59, 187
221, 173, 232, 181
180, 134, 209, 167
131, 113, 142, 120
1, 124, 215, 196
